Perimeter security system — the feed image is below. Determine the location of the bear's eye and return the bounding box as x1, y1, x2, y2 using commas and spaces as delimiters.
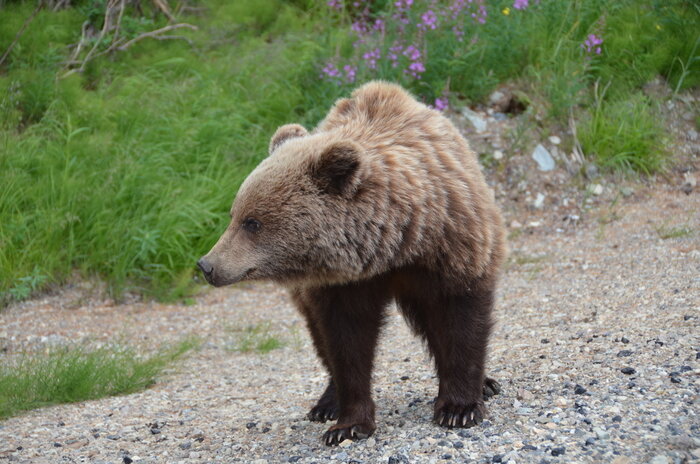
242, 217, 262, 233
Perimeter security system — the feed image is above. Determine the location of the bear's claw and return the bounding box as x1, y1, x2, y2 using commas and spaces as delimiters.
323, 424, 372, 446
434, 401, 485, 429
308, 403, 339, 423
483, 377, 502, 400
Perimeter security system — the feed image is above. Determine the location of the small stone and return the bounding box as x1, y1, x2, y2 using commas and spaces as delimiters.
590, 184, 604, 195
585, 437, 597, 446
339, 439, 352, 448
251, 460, 268, 464
521, 445, 538, 451
366, 437, 376, 447
620, 337, 629, 344
53, 443, 62, 447
453, 441, 464, 449
510, 220, 522, 229
179, 441, 192, 450
620, 187, 634, 197
517, 389, 534, 402
462, 108, 488, 133
617, 350, 633, 357
551, 447, 566, 456
493, 150, 504, 160
123, 458, 133, 464
548, 135, 561, 145
246, 422, 257, 429
611, 457, 631, 464
441, 454, 452, 460
534, 193, 545, 209
649, 455, 669, 464
670, 376, 682, 384
574, 385, 587, 395
106, 435, 120, 440
585, 163, 598, 178
532, 144, 555, 171
594, 427, 610, 440
400, 375, 409, 381
492, 454, 504, 463
620, 367, 636, 375
612, 415, 622, 423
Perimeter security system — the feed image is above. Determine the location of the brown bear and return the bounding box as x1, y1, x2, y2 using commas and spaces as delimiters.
197, 81, 507, 445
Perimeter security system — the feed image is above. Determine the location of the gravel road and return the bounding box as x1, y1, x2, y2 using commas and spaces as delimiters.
0, 187, 698, 464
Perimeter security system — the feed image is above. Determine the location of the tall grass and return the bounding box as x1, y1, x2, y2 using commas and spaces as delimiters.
0, 338, 199, 419
0, 0, 698, 303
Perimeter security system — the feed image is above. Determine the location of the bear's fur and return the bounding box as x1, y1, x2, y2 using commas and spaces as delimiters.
198, 81, 507, 445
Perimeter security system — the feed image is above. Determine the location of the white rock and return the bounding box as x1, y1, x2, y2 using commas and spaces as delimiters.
534, 193, 545, 209
590, 184, 604, 195
548, 135, 561, 145
649, 455, 669, 464
366, 437, 376, 448
532, 144, 555, 171
462, 108, 488, 133
493, 150, 504, 160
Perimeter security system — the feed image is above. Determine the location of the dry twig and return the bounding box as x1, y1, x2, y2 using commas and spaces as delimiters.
0, 1, 45, 68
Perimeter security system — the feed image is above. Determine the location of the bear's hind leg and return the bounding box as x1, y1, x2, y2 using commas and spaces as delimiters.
398, 282, 494, 428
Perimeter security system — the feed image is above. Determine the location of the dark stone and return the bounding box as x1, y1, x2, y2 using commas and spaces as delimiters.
541, 339, 550, 344
53, 443, 62, 447
683, 315, 694, 321
288, 457, 302, 463
680, 365, 692, 372
441, 454, 452, 460
574, 385, 587, 395
262, 427, 271, 433
620, 367, 636, 375
106, 435, 120, 440
246, 422, 257, 429
585, 437, 596, 446
179, 441, 192, 450
612, 415, 622, 423
521, 445, 538, 451
589, 380, 599, 385
453, 441, 464, 449
670, 376, 682, 384
620, 337, 629, 344
492, 454, 503, 463
617, 350, 633, 357
400, 376, 409, 380
551, 446, 566, 456
123, 458, 133, 464
150, 428, 161, 435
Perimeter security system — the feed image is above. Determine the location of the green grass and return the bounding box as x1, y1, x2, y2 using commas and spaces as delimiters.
0, 0, 698, 303
0, 338, 199, 420
655, 223, 694, 239
227, 323, 284, 354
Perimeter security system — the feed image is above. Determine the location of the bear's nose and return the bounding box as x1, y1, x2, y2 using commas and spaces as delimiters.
197, 257, 213, 275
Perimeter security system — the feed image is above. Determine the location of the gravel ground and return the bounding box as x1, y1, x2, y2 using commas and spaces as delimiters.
0, 186, 698, 464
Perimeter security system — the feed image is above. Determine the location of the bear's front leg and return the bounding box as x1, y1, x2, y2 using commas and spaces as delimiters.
313, 280, 390, 445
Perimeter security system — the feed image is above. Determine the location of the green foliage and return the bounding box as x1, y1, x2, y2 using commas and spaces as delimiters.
0, 0, 697, 302
579, 90, 666, 174
227, 322, 284, 354
0, 338, 199, 419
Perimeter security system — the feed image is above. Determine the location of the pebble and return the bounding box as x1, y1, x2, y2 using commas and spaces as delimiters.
532, 144, 555, 171
574, 385, 587, 395
620, 367, 636, 375
649, 455, 669, 464
462, 108, 488, 133
594, 427, 610, 440
548, 135, 561, 145
589, 184, 604, 195
551, 446, 566, 456
617, 350, 633, 357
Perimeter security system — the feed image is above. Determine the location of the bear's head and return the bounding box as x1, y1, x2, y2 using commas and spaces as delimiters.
197, 124, 368, 287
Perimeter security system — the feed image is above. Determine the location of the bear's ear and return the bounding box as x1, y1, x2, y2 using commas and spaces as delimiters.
312, 141, 364, 197
269, 124, 308, 155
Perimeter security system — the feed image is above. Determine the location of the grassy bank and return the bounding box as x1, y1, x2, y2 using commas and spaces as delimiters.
0, 0, 698, 303
0, 338, 199, 419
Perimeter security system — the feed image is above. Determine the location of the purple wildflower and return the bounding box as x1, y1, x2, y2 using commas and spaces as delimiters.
388, 43, 403, 68
321, 62, 341, 79
343, 64, 357, 83
433, 96, 449, 111
362, 48, 381, 69
582, 33, 603, 55
513, 0, 528, 10
406, 61, 426, 79
327, 0, 343, 9
418, 10, 438, 30
403, 44, 421, 61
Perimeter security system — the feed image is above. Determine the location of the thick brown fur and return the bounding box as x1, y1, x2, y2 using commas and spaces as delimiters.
198, 81, 507, 445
